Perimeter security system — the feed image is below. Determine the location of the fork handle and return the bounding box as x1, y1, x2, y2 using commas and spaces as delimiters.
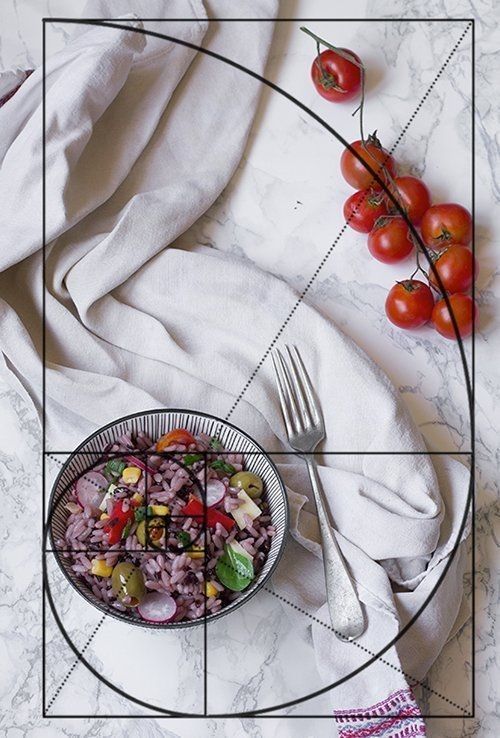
305, 457, 365, 641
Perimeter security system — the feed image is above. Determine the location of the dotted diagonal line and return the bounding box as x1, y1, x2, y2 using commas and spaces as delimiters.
45, 615, 106, 712
263, 586, 470, 715
388, 22, 472, 155
43, 22, 472, 715
44, 450, 469, 714
224, 21, 472, 422
45, 453, 110, 712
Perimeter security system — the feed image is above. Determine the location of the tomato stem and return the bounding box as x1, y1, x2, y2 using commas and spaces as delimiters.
313, 40, 343, 91
410, 242, 429, 282
300, 26, 363, 68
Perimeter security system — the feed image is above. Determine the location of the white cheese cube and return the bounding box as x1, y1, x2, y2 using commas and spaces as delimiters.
231, 490, 262, 530
99, 483, 117, 511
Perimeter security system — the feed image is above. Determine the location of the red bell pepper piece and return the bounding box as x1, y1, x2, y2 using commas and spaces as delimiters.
157, 429, 196, 452
104, 500, 135, 544
181, 495, 235, 532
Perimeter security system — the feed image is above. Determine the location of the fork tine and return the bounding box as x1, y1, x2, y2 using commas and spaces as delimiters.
289, 345, 321, 425
271, 350, 295, 438
285, 345, 313, 429
272, 349, 303, 434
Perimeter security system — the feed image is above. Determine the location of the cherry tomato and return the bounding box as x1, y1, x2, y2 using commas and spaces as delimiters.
385, 280, 434, 329
428, 245, 477, 294
367, 216, 414, 263
157, 429, 196, 451
311, 48, 362, 102
340, 134, 396, 190
343, 188, 387, 233
421, 203, 472, 247
432, 293, 477, 340
392, 176, 431, 224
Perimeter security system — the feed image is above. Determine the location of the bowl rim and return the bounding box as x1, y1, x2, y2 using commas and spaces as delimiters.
48, 407, 289, 630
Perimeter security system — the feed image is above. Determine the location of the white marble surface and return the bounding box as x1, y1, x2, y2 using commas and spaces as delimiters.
0, 0, 498, 736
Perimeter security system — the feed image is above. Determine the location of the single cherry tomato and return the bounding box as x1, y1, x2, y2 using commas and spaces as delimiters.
428, 245, 477, 294
432, 293, 477, 340
421, 203, 472, 247
367, 216, 414, 263
157, 429, 196, 451
343, 188, 388, 233
392, 176, 431, 224
385, 280, 434, 329
311, 48, 362, 102
340, 134, 396, 190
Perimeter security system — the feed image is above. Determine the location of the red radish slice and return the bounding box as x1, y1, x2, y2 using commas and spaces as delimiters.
124, 455, 157, 476
205, 479, 226, 508
76, 472, 108, 514
138, 592, 177, 623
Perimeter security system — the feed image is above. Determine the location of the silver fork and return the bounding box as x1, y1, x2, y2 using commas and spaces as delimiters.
272, 345, 365, 641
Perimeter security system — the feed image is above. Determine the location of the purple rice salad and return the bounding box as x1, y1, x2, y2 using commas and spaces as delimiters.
56, 427, 276, 624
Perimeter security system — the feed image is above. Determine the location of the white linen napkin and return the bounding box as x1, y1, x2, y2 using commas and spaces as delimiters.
0, 0, 470, 729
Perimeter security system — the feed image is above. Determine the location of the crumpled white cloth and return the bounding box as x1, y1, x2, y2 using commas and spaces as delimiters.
0, 0, 470, 724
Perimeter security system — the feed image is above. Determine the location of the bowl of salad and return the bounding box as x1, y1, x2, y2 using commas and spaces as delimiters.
48, 409, 289, 628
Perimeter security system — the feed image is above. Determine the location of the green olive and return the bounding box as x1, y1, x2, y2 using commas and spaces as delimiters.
111, 562, 145, 606
229, 471, 263, 499
136, 517, 165, 548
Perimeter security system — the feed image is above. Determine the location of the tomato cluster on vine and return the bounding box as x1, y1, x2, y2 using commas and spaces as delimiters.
341, 137, 477, 340
302, 26, 478, 342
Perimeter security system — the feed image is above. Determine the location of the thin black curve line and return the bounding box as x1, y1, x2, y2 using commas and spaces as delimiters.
263, 587, 469, 714
43, 20, 473, 717
471, 17, 476, 717
46, 616, 107, 711
224, 20, 472, 421
44, 427, 289, 714
40, 19, 473, 717
44, 17, 473, 450
43, 443, 463, 717
44, 453, 201, 717
44, 436, 472, 715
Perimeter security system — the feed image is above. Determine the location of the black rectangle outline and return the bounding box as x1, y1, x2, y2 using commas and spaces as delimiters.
41, 17, 47, 717
43, 449, 473, 719
45, 450, 473, 455
45, 17, 475, 22
40, 15, 475, 721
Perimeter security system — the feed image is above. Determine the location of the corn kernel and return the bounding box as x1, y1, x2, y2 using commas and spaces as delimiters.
90, 559, 113, 577
131, 492, 144, 506
150, 504, 169, 516
204, 581, 218, 598
122, 466, 141, 485
100, 512, 110, 520
187, 545, 204, 560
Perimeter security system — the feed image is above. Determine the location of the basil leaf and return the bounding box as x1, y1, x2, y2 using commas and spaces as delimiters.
177, 531, 191, 547
104, 459, 126, 477
210, 460, 236, 475
134, 506, 146, 522
215, 544, 254, 592
209, 437, 224, 451
183, 453, 203, 466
